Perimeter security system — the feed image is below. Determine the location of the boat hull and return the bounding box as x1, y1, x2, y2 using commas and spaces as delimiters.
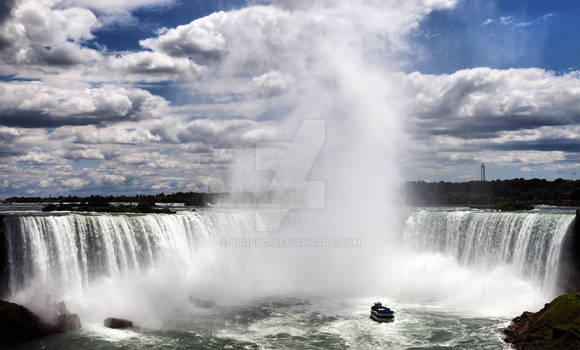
370, 312, 394, 323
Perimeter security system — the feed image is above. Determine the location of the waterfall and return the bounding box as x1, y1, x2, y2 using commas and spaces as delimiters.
2, 211, 255, 299
2, 209, 576, 298
0, 208, 577, 320
399, 209, 575, 294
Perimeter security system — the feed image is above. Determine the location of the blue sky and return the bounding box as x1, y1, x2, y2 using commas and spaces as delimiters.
414, 0, 580, 74
93, 0, 248, 52
90, 0, 580, 75
0, 0, 578, 197
96, 0, 580, 106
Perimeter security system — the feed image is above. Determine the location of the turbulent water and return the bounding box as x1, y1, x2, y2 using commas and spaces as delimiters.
0, 208, 576, 349
400, 209, 575, 294
6, 297, 511, 350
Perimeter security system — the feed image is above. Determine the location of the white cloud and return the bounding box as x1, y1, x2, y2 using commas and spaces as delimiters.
108, 51, 206, 80
407, 68, 580, 127
18, 1, 99, 43
61, 177, 88, 189
61, 0, 174, 14
482, 18, 494, 26
401, 68, 580, 180
0, 0, 194, 81
58, 0, 178, 26
19, 151, 61, 165
51, 125, 161, 144
0, 0, 101, 68
0, 81, 169, 127
481, 14, 537, 30
541, 13, 555, 21
250, 71, 293, 98
175, 118, 281, 147
140, 11, 228, 61
0, 126, 20, 141
63, 148, 105, 160
500, 16, 513, 25
139, 0, 458, 77
3, 0, 578, 195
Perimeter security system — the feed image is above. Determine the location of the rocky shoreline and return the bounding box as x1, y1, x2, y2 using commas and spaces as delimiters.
504, 292, 580, 349
0, 299, 81, 346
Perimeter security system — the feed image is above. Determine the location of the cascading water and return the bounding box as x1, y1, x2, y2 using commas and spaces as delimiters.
0, 208, 578, 349
2, 208, 576, 306
1, 211, 266, 324
3, 212, 255, 297
399, 209, 576, 295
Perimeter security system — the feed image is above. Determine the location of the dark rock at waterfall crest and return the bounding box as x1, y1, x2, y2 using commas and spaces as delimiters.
504, 292, 580, 349
104, 317, 133, 329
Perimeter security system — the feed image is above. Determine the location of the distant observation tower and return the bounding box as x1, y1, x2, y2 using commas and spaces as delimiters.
480, 162, 486, 182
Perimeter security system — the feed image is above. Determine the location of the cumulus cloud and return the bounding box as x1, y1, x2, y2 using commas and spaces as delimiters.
62, 0, 174, 14
50, 125, 161, 144
19, 151, 62, 165
0, 0, 197, 81
0, 126, 23, 156
0, 82, 169, 127
0, 0, 15, 25
1, 0, 578, 195
60, 177, 88, 190
29, 42, 102, 66
0, 126, 20, 143
108, 51, 206, 79
250, 71, 293, 98
63, 148, 105, 160
0, 0, 101, 68
407, 68, 580, 138
140, 14, 227, 62
0, 127, 46, 157
175, 119, 281, 147
139, 0, 458, 76
401, 68, 580, 180
60, 0, 176, 25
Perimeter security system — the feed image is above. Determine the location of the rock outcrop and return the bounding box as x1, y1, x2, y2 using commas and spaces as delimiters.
55, 301, 81, 331
0, 299, 82, 346
504, 292, 580, 349
104, 317, 133, 329
189, 296, 216, 309
558, 212, 580, 292
0, 300, 57, 346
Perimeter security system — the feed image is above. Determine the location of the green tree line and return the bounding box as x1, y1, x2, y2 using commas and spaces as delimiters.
405, 178, 580, 206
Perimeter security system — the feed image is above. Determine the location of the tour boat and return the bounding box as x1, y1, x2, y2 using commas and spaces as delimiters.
370, 302, 394, 322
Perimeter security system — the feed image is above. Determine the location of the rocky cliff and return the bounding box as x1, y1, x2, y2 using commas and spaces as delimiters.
505, 292, 580, 349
